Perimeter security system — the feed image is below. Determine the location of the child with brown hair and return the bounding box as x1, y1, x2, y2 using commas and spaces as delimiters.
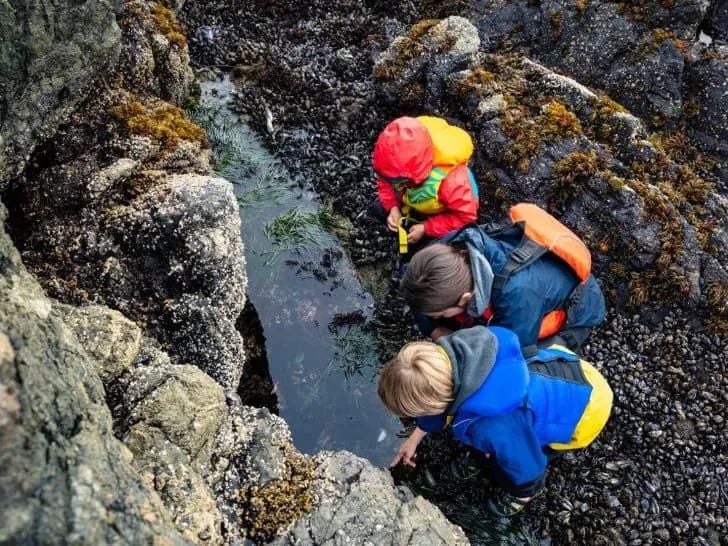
379, 325, 613, 516
400, 216, 606, 353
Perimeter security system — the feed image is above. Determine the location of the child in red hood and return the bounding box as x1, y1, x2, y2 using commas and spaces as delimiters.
372, 116, 479, 246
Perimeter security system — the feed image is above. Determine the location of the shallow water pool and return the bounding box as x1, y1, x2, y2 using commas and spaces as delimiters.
197, 76, 400, 466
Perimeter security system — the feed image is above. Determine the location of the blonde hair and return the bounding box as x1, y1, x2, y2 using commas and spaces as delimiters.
378, 341, 453, 417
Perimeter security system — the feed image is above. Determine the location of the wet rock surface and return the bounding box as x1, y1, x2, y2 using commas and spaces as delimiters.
0, 0, 121, 185
0, 203, 189, 545
2, 0, 246, 392
181, 2, 728, 543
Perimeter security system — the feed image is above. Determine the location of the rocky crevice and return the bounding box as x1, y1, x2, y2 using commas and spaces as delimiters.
0, 0, 469, 543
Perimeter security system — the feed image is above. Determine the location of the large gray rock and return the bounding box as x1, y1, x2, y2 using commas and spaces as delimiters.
271, 451, 469, 545
0, 0, 121, 188
0, 0, 241, 391
7, 143, 246, 391
114, 173, 247, 390
0, 202, 188, 545
57, 303, 142, 383
120, 359, 228, 466
118, 344, 228, 543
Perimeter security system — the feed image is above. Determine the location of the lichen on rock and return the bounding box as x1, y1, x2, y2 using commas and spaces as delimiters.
372, 16, 727, 322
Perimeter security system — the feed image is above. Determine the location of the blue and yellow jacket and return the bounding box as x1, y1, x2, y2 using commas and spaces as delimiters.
416, 225, 606, 349
416, 326, 612, 496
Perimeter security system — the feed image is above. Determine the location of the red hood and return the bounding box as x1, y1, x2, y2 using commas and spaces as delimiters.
372, 117, 433, 183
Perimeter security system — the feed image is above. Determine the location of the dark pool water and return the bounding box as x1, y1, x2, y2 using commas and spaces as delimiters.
198, 76, 400, 466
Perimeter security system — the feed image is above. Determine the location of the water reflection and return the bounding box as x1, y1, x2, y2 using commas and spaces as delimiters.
196, 76, 400, 466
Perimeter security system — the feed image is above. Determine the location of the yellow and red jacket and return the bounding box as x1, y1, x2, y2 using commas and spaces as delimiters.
372, 116, 479, 238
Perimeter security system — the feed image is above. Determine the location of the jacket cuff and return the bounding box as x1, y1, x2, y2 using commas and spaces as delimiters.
508, 473, 546, 498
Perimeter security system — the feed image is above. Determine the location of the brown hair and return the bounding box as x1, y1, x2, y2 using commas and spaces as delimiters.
378, 341, 453, 417
400, 244, 472, 313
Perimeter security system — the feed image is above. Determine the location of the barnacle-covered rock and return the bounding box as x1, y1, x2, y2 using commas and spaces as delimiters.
116, 0, 197, 106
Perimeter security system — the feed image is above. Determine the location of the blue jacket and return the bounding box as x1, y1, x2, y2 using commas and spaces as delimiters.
416, 326, 593, 496
415, 225, 606, 348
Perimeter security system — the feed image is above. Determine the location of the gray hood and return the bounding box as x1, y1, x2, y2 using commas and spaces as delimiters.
465, 242, 494, 317
437, 326, 499, 413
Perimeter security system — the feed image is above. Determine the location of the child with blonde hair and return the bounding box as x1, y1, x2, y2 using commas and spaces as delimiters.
379, 325, 613, 516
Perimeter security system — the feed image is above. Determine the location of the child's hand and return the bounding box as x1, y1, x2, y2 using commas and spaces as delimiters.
390, 427, 427, 467
386, 206, 402, 232
407, 224, 425, 243
430, 327, 453, 341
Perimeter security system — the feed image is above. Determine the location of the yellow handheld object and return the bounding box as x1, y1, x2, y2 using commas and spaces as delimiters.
398, 223, 408, 254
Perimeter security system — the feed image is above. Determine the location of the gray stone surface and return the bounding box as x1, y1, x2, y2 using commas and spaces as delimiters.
114, 173, 247, 390
0, 202, 188, 545
6, 142, 245, 391
119, 348, 227, 543
0, 0, 121, 188
57, 303, 142, 383
271, 451, 468, 546
685, 50, 728, 156
120, 360, 228, 465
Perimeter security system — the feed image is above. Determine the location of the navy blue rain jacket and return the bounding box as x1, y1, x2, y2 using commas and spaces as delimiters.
416, 225, 606, 348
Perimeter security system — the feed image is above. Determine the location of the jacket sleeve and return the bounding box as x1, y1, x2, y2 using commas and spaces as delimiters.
422, 166, 478, 237
467, 411, 548, 497
377, 179, 400, 211
416, 413, 448, 433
